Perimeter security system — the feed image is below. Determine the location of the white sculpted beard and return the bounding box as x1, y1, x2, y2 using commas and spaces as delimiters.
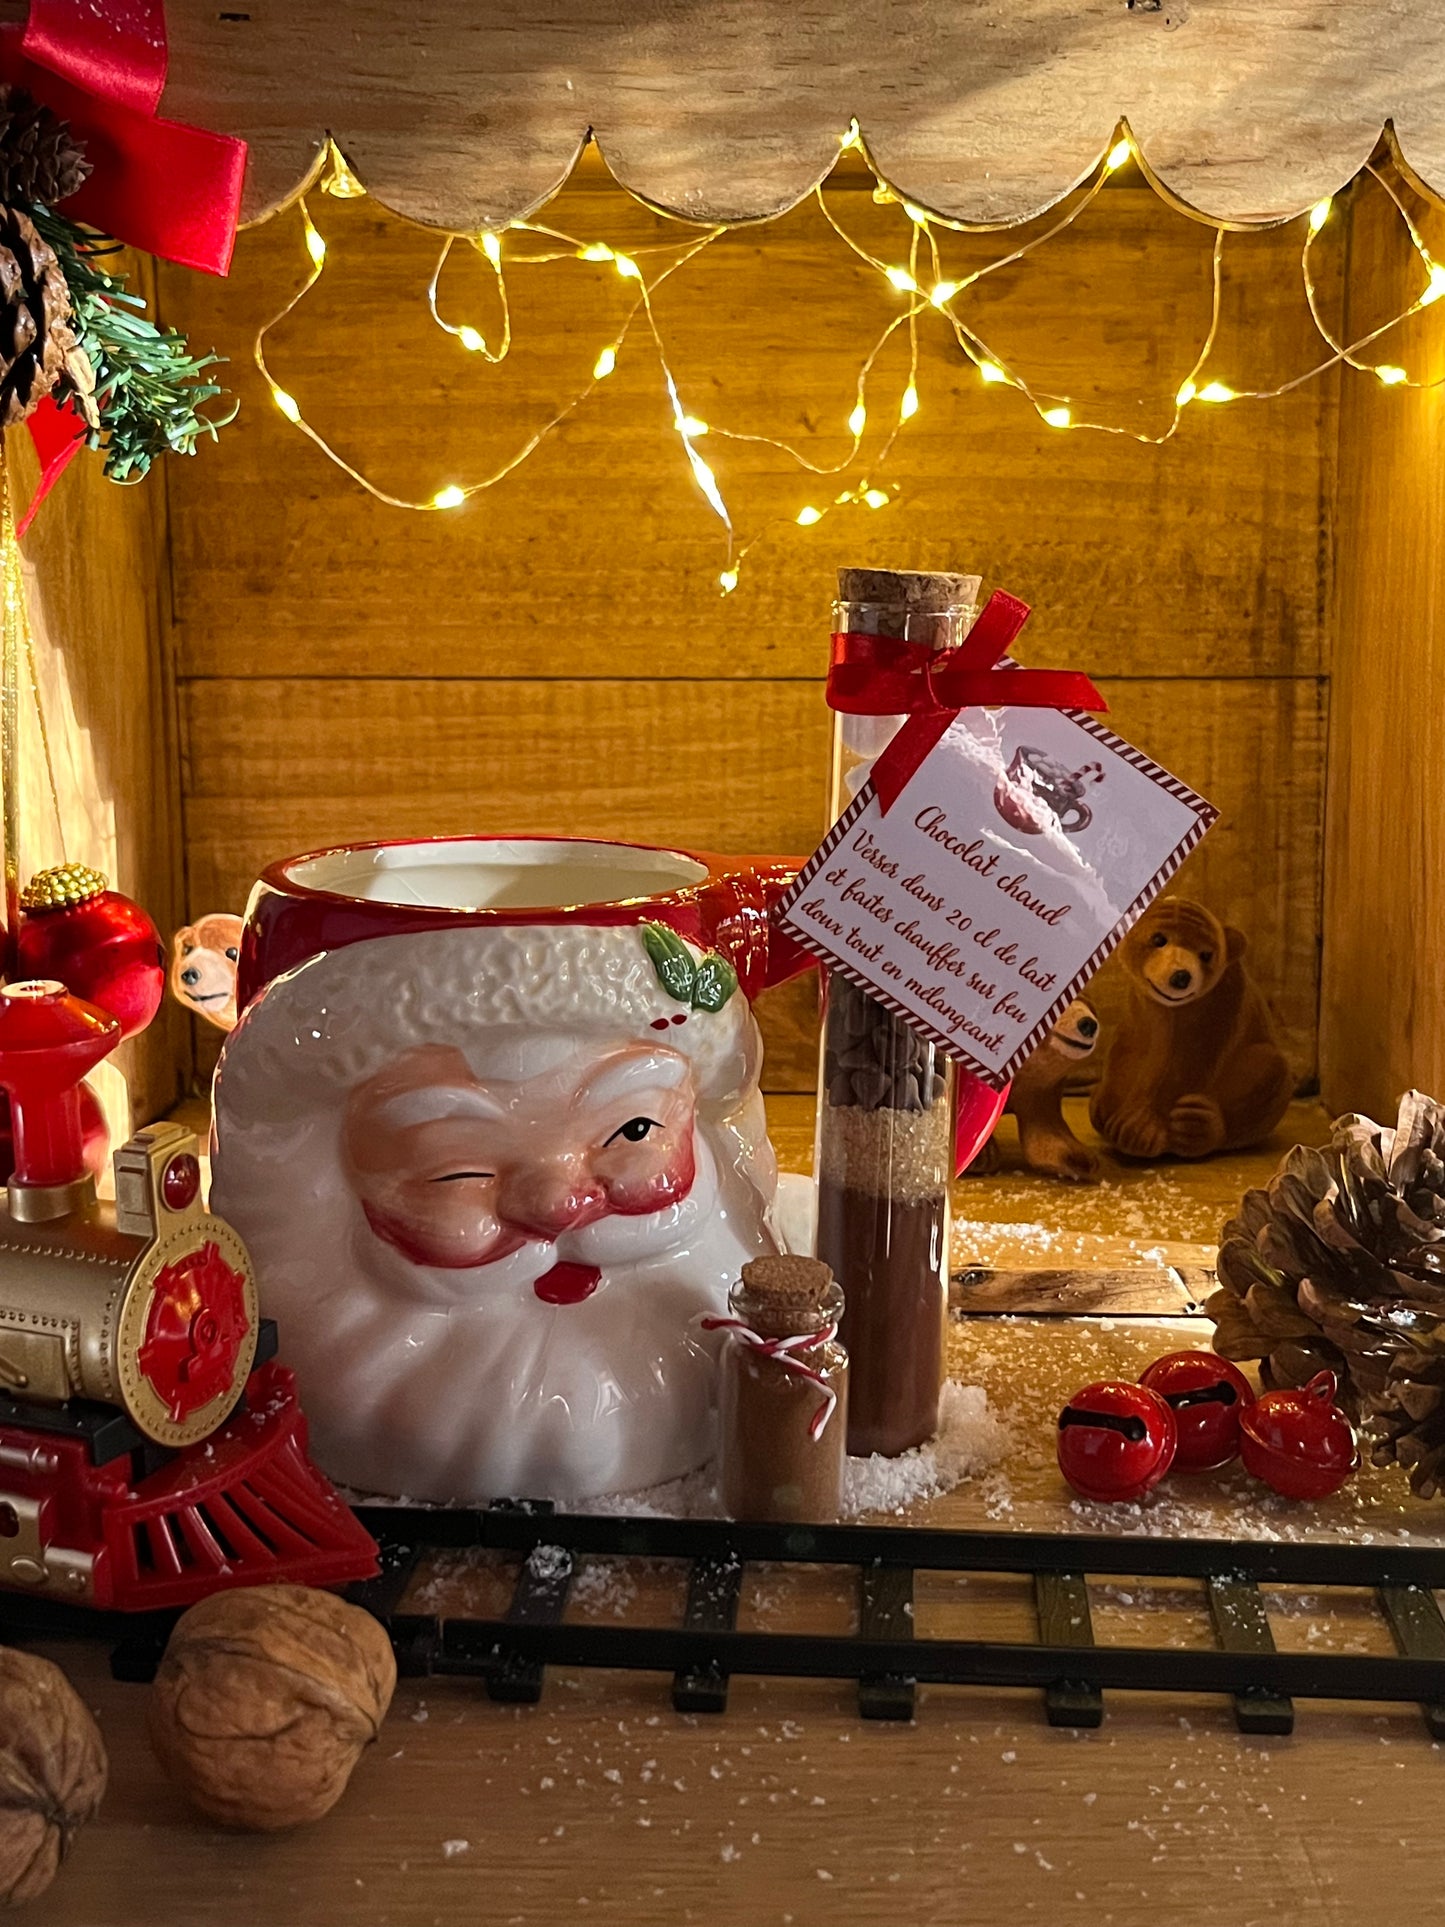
250, 1128, 770, 1502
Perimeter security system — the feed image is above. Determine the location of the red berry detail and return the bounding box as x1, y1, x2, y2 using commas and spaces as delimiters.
650, 1017, 671, 1030
161, 1152, 201, 1212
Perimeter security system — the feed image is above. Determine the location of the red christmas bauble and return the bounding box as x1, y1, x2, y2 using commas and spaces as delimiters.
15, 865, 164, 1042
1238, 1370, 1358, 1500
1140, 1351, 1255, 1473
1057, 1381, 1177, 1503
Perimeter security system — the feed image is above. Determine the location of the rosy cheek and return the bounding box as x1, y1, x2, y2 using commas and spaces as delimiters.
361, 1190, 524, 1270
602, 1133, 697, 1216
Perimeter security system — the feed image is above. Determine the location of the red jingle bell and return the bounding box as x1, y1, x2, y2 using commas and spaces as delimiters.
1057, 1381, 1177, 1503
1140, 1351, 1255, 1473
1238, 1370, 1359, 1500
14, 865, 164, 1042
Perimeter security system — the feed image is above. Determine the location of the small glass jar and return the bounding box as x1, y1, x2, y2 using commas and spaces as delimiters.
716, 1256, 849, 1523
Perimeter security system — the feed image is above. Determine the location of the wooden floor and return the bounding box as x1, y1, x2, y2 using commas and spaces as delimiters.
38, 1096, 1445, 1927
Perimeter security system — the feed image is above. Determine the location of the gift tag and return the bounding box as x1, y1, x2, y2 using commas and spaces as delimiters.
777, 700, 1216, 1088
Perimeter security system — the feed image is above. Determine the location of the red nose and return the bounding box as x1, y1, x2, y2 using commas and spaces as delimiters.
501, 1168, 607, 1239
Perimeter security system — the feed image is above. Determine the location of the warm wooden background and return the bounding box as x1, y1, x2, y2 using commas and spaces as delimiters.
1324, 167, 1445, 1122
12, 262, 187, 1127
157, 160, 1334, 1092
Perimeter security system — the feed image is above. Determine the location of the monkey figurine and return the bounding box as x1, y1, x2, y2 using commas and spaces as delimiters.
968, 998, 1101, 1183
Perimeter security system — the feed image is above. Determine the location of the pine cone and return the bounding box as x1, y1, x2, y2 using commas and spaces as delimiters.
1209, 1090, 1445, 1490
0, 88, 90, 208
0, 204, 75, 425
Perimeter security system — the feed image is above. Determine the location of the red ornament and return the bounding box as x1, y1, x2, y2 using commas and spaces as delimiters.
15, 865, 164, 1041
1238, 1370, 1359, 1500
1140, 1351, 1255, 1473
1057, 1381, 1178, 1503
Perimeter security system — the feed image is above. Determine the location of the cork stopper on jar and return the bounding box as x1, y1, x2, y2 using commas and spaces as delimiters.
735, 1254, 842, 1338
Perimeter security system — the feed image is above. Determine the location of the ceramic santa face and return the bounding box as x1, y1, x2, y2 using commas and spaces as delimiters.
210, 837, 806, 1503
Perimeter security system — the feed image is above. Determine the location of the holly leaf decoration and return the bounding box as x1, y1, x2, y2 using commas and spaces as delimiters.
691, 954, 738, 1012
641, 922, 697, 1003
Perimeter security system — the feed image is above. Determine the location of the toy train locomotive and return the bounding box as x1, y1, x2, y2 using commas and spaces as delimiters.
0, 977, 377, 1612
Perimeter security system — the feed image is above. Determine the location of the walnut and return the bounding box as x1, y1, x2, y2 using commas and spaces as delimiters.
0, 1648, 107, 1906
148, 1585, 396, 1831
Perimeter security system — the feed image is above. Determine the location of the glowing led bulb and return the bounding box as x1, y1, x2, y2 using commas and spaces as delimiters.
272, 388, 301, 423
679, 416, 709, 436
1175, 378, 1198, 406
1197, 381, 1236, 403
839, 120, 861, 151
902, 203, 930, 225
848, 402, 867, 436
1375, 363, 1409, 385
1106, 139, 1131, 172
481, 232, 503, 265
1422, 263, 1445, 306
433, 485, 466, 510
900, 383, 919, 420
1042, 405, 1071, 428
1308, 198, 1332, 235
593, 346, 617, 379
864, 488, 890, 509
929, 280, 960, 307
796, 505, 823, 526
304, 225, 326, 266
978, 361, 1008, 386
719, 569, 739, 593
885, 265, 918, 293
613, 253, 642, 280
458, 326, 485, 353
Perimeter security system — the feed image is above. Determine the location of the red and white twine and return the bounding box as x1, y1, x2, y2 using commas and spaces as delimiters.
700, 1316, 840, 1441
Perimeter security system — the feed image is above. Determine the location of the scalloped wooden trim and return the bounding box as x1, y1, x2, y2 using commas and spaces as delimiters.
150, 0, 1445, 235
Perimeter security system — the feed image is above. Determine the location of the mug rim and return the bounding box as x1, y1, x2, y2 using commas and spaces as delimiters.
262, 833, 720, 918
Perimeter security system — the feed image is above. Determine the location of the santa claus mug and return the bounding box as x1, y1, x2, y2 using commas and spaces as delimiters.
210, 836, 811, 1505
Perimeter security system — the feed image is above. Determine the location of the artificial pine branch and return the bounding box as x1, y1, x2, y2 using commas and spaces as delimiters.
31, 205, 235, 481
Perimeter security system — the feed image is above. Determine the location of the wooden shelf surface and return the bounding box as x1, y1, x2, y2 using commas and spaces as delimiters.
41, 1093, 1445, 1927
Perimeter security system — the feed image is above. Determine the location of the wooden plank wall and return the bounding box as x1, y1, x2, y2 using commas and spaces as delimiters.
1324, 170, 1445, 1119
158, 162, 1334, 1091
12, 286, 187, 1123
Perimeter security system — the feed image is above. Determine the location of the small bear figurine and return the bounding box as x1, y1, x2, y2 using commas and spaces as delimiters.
1089, 895, 1293, 1160
170, 913, 244, 1031
968, 998, 1101, 1182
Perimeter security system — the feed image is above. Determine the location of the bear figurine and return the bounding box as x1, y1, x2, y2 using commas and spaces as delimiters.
1089, 895, 1293, 1160
170, 913, 244, 1031
968, 998, 1101, 1183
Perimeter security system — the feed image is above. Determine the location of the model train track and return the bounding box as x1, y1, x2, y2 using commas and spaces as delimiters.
12, 1501, 1445, 1738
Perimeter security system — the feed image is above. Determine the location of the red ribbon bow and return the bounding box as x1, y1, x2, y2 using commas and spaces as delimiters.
826, 589, 1107, 813
2, 0, 248, 531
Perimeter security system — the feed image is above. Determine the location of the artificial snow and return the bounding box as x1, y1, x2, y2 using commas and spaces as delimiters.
575, 1377, 1009, 1520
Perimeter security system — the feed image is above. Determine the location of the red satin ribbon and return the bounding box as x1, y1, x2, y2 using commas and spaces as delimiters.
826, 588, 1107, 813
3, 1, 248, 529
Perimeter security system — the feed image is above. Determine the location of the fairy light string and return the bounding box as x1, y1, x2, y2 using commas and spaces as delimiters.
254, 135, 1445, 594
